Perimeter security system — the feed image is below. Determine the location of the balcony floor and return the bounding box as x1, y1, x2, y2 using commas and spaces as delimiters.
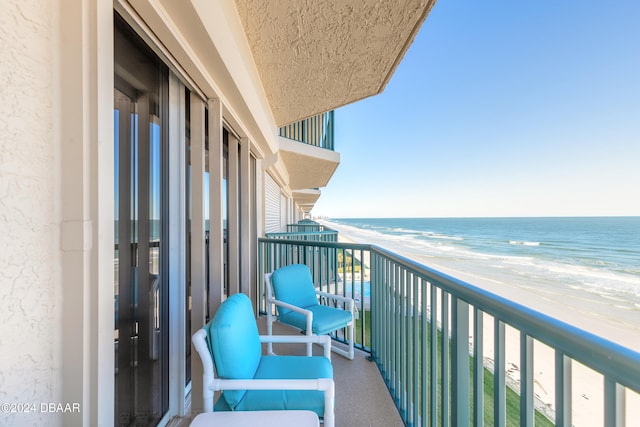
174, 317, 403, 427
256, 317, 404, 427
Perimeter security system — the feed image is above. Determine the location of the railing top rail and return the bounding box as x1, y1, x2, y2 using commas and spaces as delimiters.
258, 237, 640, 392
286, 224, 324, 230
265, 230, 337, 237
259, 237, 369, 251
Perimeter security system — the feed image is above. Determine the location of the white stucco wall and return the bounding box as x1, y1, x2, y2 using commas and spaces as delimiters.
0, 1, 62, 426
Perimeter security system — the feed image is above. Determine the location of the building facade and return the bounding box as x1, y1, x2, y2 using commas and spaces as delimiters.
0, 1, 433, 426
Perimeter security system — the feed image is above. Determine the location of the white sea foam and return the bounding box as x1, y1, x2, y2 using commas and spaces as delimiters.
390, 227, 417, 233
422, 231, 464, 241
509, 240, 541, 246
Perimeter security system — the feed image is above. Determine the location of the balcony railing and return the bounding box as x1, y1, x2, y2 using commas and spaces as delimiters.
265, 221, 338, 242
257, 237, 640, 426
286, 222, 324, 233
265, 230, 338, 243
279, 111, 335, 151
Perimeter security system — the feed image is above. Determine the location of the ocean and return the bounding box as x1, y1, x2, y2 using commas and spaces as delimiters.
321, 216, 640, 343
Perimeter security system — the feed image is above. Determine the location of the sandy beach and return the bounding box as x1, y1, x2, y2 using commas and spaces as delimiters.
324, 220, 640, 426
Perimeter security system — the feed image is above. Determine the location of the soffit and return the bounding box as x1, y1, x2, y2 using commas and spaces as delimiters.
279, 136, 340, 190
293, 189, 321, 206
280, 150, 339, 191
234, 0, 436, 127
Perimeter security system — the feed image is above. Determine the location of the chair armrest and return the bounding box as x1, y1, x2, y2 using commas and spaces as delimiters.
315, 291, 355, 314
192, 328, 216, 412
260, 334, 331, 358
315, 291, 354, 304
210, 377, 334, 393
269, 298, 313, 316
268, 298, 314, 336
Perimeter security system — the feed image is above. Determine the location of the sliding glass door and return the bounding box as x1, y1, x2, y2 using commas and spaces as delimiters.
114, 15, 169, 426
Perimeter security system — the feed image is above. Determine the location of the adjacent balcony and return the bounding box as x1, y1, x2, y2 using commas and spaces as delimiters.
265, 221, 338, 243
257, 222, 640, 426
279, 111, 335, 151
278, 112, 339, 191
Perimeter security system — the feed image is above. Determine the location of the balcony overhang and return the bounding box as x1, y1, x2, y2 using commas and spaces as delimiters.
279, 136, 340, 190
234, 0, 437, 127
292, 189, 322, 212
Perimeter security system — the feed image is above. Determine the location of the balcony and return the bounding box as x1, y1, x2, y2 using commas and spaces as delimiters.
279, 111, 335, 151
278, 112, 340, 191
253, 318, 404, 426
292, 189, 322, 215
257, 222, 640, 426
265, 221, 338, 243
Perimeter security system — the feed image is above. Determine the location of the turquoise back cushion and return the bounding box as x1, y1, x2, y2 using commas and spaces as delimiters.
206, 293, 262, 409
271, 264, 319, 317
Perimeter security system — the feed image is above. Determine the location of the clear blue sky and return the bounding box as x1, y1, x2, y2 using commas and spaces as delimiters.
313, 1, 640, 218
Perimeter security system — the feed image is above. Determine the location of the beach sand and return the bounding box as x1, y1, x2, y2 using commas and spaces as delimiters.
327, 221, 640, 426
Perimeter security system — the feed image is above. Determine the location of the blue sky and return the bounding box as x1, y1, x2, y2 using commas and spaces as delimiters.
313, 1, 640, 218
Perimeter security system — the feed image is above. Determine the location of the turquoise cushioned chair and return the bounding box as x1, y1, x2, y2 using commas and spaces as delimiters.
192, 293, 335, 427
265, 264, 355, 360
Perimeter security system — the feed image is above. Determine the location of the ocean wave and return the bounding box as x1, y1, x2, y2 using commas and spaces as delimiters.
321, 218, 640, 321
323, 217, 639, 290
422, 231, 464, 241
509, 240, 541, 246
390, 227, 417, 233
383, 234, 459, 253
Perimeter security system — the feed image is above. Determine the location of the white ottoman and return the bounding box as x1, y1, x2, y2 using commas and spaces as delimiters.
190, 410, 320, 427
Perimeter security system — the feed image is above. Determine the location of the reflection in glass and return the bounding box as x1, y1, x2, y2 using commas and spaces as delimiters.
114, 14, 168, 427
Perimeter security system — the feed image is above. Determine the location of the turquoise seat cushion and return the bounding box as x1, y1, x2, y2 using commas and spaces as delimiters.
206, 293, 262, 410
214, 355, 333, 417
280, 304, 352, 335
271, 264, 319, 317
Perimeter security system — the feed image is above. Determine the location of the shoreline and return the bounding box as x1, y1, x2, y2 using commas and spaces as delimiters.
321, 219, 640, 425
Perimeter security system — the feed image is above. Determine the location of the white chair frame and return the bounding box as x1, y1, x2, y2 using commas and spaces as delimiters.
265, 272, 355, 360
192, 329, 335, 427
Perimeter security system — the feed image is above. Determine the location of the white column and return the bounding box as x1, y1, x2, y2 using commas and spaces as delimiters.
239, 137, 252, 299
59, 0, 114, 425
256, 160, 265, 238
190, 93, 207, 413
168, 73, 188, 416
208, 99, 224, 312
227, 134, 240, 296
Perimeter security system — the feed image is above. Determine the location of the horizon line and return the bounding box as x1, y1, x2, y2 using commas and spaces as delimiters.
315, 214, 640, 220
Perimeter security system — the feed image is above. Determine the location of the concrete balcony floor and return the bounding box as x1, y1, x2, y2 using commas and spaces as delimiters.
174, 317, 403, 427
256, 317, 403, 427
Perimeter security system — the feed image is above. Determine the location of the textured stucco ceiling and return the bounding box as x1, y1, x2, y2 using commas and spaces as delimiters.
234, 0, 436, 127
278, 136, 340, 190
292, 189, 321, 207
